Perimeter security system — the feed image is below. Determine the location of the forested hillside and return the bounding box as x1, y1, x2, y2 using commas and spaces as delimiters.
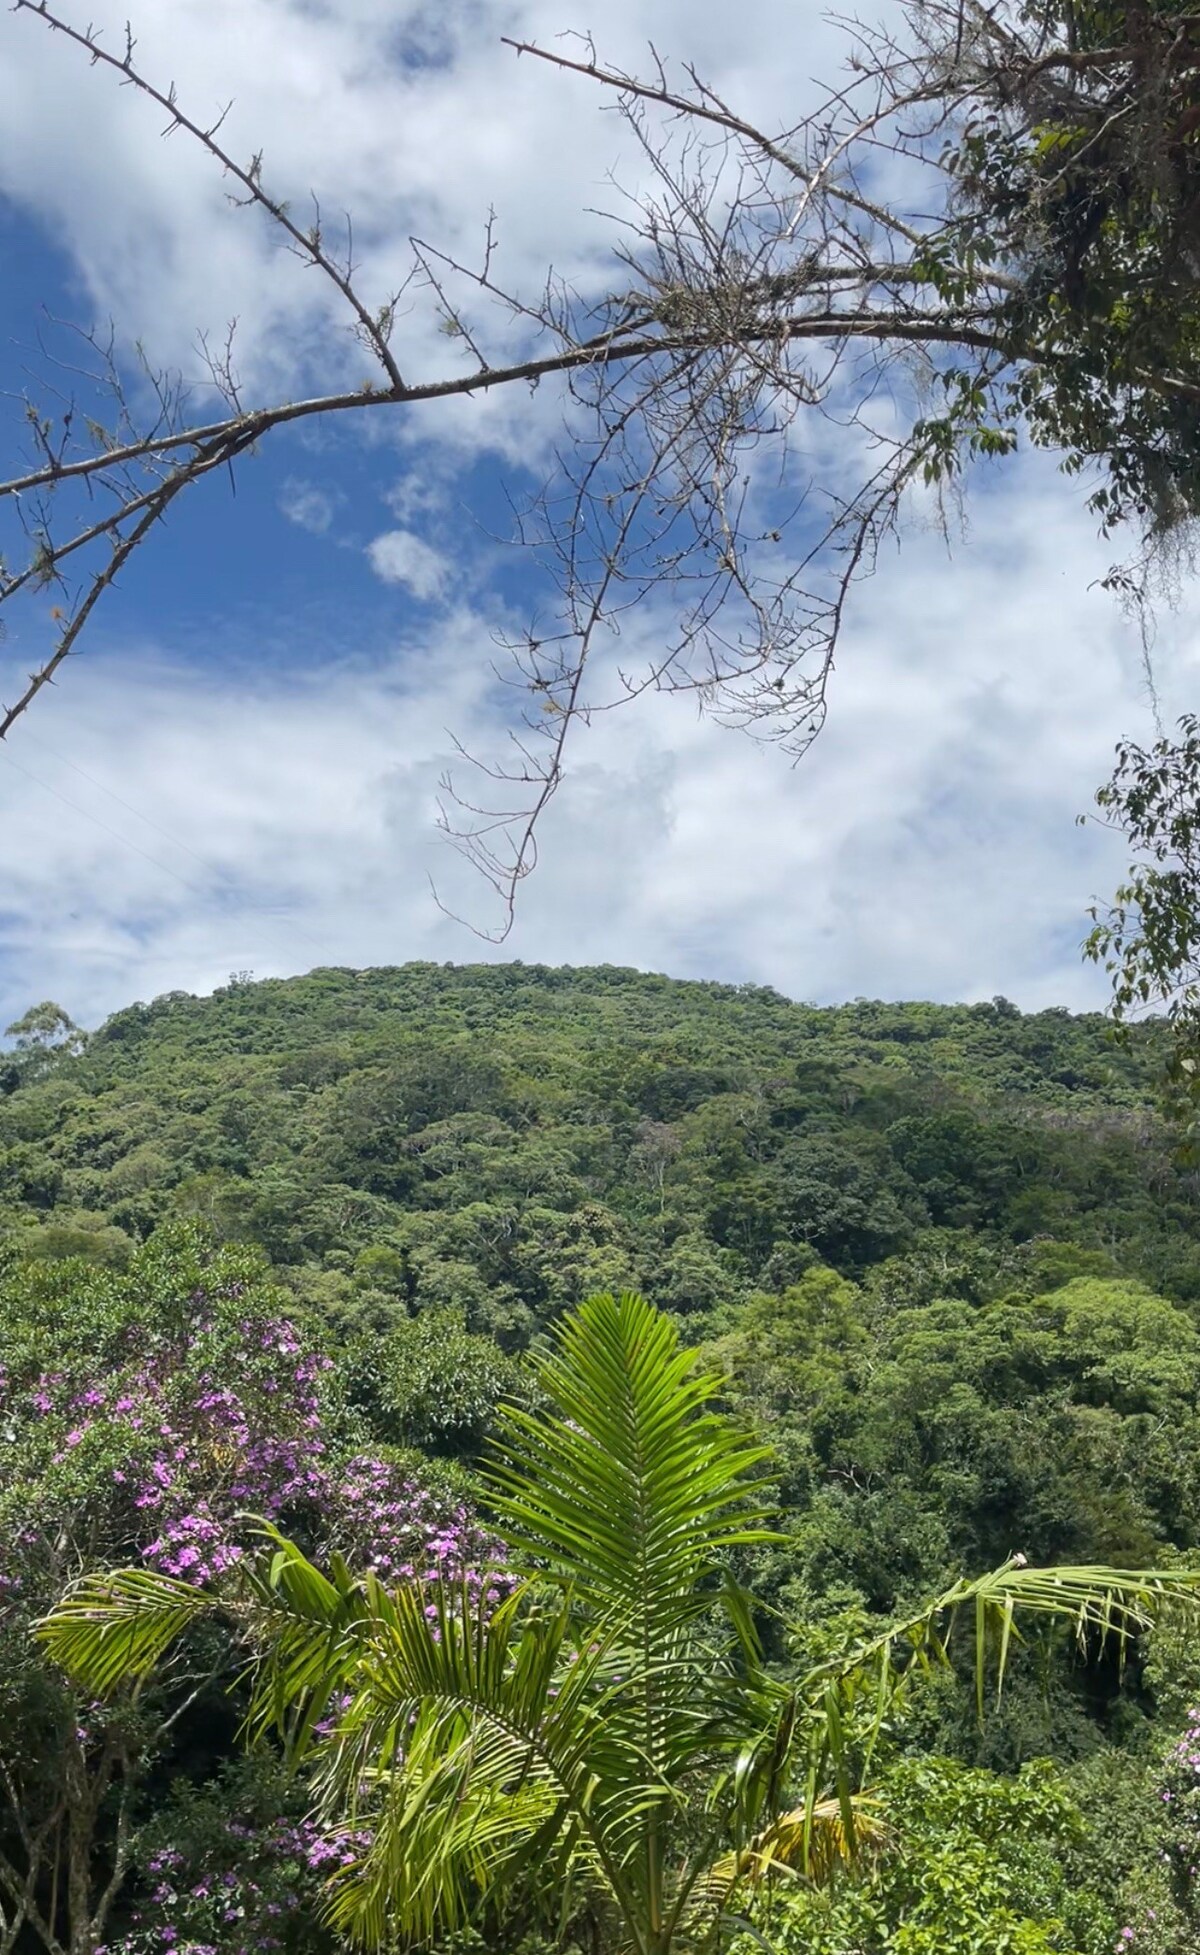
3, 961, 1196, 1308
6, 965, 1200, 1955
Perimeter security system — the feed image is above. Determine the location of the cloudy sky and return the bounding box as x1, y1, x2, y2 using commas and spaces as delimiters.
0, 0, 1194, 1032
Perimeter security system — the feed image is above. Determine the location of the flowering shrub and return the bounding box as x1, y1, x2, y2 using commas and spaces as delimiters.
107, 1760, 366, 1955
0, 1227, 497, 1955
1110, 1712, 1200, 1955
0, 1227, 496, 1608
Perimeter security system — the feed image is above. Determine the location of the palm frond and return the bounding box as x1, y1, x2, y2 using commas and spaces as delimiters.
487, 1290, 781, 1812
237, 1524, 371, 1755
324, 1712, 565, 1948
488, 1290, 776, 1636
313, 1577, 653, 1945
686, 1558, 1200, 1937
701, 1792, 889, 1902
787, 1558, 1200, 1836
35, 1567, 216, 1691
804, 1560, 1200, 1722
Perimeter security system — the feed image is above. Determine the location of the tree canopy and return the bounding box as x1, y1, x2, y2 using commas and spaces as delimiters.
36, 1288, 1200, 1955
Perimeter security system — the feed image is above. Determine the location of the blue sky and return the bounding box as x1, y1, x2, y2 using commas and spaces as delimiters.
0, 0, 1194, 1033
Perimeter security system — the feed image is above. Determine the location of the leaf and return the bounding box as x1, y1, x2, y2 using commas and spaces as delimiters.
488, 1290, 776, 1636
35, 1567, 216, 1691
793, 1558, 1200, 1810
237, 1524, 370, 1754
702, 1792, 889, 1901
314, 1577, 648, 1946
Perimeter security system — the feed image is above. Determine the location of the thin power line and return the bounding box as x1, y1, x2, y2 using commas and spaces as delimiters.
17, 725, 223, 874
2, 744, 216, 899
0, 742, 328, 958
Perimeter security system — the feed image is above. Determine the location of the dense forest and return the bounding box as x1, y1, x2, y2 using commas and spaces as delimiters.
6, 964, 1200, 1955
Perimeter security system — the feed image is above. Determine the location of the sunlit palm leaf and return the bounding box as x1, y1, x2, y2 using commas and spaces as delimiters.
701, 1792, 888, 1900
483, 1286, 790, 1955
35, 1567, 216, 1691
489, 1291, 776, 1623
804, 1560, 1200, 1725
324, 1694, 565, 1949
312, 1578, 653, 1944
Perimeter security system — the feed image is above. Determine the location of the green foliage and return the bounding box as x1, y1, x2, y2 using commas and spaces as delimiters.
38, 1291, 1200, 1955
1068, 1702, 1200, 1955
1087, 716, 1200, 1139
4, 998, 87, 1054
717, 1274, 1200, 1624
743, 1755, 1106, 1955
929, 4, 1200, 544
0, 964, 1193, 1335
121, 1755, 341, 1955
39, 1294, 787, 1954
343, 1308, 523, 1458
0, 1224, 492, 1955
8, 966, 1200, 1953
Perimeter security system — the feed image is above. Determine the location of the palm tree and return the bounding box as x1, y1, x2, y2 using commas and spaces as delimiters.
37, 1292, 1200, 1955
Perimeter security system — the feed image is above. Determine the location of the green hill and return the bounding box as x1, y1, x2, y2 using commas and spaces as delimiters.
3, 962, 1196, 1329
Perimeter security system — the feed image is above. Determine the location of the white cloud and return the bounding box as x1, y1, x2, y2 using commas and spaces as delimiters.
366, 528, 452, 598
279, 480, 338, 534
1, 2, 1196, 1032
384, 469, 454, 525
0, 452, 1189, 1030
0, 0, 852, 400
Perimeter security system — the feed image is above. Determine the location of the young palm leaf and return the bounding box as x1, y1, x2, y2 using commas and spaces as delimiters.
485, 1291, 781, 1946
488, 1291, 777, 1626
35, 1565, 216, 1691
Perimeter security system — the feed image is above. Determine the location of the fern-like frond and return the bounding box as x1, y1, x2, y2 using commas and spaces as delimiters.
312, 1579, 651, 1945
489, 1292, 776, 1624
35, 1567, 216, 1691
487, 1287, 782, 1825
